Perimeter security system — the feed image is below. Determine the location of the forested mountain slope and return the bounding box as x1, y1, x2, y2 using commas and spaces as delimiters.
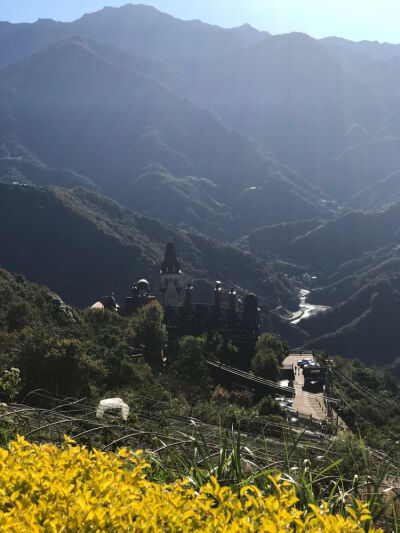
2, 5, 400, 212
0, 184, 298, 319
285, 203, 400, 268
187, 33, 386, 187
0, 37, 330, 238
304, 278, 400, 365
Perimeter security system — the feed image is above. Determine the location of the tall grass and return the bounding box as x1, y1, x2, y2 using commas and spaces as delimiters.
2, 394, 399, 529
145, 422, 400, 530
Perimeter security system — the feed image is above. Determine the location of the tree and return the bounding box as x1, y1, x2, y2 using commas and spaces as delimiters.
129, 302, 167, 372
15, 330, 105, 397
258, 396, 282, 416
202, 331, 238, 365
251, 349, 280, 381
0, 368, 21, 401
255, 333, 288, 365
250, 333, 286, 382
170, 336, 211, 404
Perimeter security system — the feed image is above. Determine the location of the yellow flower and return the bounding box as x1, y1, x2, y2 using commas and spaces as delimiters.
0, 436, 383, 532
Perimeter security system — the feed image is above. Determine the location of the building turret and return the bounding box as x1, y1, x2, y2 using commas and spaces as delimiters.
131, 284, 140, 304
184, 283, 193, 307
137, 279, 150, 295
125, 279, 155, 315
228, 287, 237, 313
214, 281, 222, 307
102, 293, 117, 311
157, 242, 189, 307
161, 242, 181, 274
243, 293, 260, 334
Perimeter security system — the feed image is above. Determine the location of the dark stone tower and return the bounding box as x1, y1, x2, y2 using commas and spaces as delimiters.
157, 242, 188, 307
214, 281, 223, 308
161, 242, 181, 274
228, 287, 237, 313
243, 293, 260, 338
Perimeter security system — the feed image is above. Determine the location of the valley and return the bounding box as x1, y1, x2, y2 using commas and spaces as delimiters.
1, 4, 400, 366
290, 289, 330, 325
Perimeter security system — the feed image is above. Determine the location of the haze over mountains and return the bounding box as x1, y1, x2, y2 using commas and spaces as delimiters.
0, 183, 306, 345
2, 4, 400, 364
0, 33, 330, 239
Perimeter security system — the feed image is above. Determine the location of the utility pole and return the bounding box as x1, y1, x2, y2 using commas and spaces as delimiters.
324, 354, 334, 418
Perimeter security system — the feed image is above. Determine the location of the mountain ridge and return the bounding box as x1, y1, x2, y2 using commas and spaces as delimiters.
0, 35, 331, 238
0, 183, 299, 319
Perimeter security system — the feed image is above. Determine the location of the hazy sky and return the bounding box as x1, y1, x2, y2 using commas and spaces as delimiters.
1, 0, 399, 43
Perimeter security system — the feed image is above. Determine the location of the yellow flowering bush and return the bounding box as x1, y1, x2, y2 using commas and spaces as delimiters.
0, 435, 382, 532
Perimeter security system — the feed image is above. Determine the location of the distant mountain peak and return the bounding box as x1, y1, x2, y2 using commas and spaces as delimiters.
102, 3, 160, 13
230, 22, 257, 31
77, 3, 171, 22
229, 22, 269, 38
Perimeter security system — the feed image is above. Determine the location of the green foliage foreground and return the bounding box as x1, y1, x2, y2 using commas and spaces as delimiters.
0, 267, 165, 399
0, 435, 384, 532
1, 267, 400, 528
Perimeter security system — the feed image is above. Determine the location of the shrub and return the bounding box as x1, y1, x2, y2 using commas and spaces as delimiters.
230, 388, 254, 407
0, 436, 382, 532
211, 385, 231, 404
258, 396, 282, 416
251, 350, 280, 381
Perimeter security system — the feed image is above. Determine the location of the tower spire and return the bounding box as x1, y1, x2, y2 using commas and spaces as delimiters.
161, 242, 181, 274
157, 242, 188, 307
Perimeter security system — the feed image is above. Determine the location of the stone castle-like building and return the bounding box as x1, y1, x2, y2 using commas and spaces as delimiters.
157, 243, 259, 350
156, 242, 190, 307
93, 243, 260, 350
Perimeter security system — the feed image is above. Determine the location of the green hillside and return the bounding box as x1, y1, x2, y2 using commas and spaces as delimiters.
0, 37, 332, 238
0, 184, 299, 325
